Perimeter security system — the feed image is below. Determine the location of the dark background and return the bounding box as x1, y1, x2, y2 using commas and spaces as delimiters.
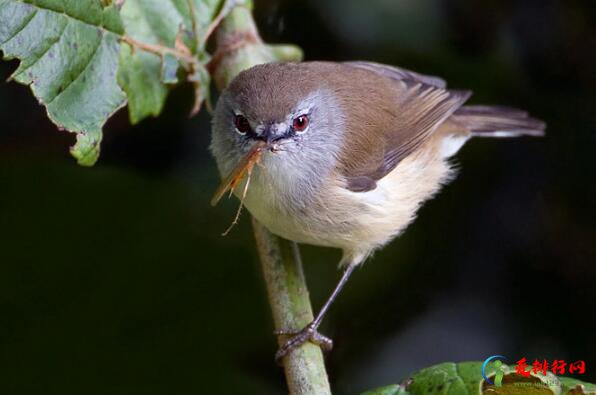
1, 0, 595, 393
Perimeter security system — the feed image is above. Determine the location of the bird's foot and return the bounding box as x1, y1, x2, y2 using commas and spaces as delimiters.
274, 322, 333, 363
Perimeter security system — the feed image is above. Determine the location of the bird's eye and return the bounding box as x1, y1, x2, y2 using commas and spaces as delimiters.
233, 114, 252, 135
293, 114, 309, 133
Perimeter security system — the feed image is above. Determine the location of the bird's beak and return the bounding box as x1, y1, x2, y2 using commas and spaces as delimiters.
259, 123, 287, 144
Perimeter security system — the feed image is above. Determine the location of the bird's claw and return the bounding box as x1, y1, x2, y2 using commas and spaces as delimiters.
274, 322, 333, 364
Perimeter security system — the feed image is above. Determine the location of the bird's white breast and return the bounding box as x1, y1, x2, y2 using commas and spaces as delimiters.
238, 143, 455, 264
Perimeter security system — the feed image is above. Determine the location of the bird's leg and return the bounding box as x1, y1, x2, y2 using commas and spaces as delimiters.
275, 262, 358, 362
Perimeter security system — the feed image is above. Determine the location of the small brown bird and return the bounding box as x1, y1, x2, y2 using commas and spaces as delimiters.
210, 61, 545, 360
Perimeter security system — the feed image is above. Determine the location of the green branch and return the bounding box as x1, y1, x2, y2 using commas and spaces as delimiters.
211, 6, 330, 394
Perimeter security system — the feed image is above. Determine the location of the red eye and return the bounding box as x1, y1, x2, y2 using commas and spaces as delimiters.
293, 114, 309, 132
234, 115, 252, 135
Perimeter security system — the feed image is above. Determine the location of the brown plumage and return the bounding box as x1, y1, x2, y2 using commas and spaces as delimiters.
210, 61, 545, 360
224, 62, 544, 194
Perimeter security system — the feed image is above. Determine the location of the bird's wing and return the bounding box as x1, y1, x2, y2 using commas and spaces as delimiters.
344, 61, 447, 89
336, 65, 471, 192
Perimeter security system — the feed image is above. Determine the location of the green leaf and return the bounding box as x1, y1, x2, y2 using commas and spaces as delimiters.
1, 0, 299, 165
406, 362, 486, 395
0, 0, 230, 164
362, 384, 404, 395
117, 0, 185, 123
188, 53, 211, 115
192, 0, 222, 49
362, 362, 596, 395
0, 0, 127, 165
117, 0, 232, 123
71, 130, 102, 166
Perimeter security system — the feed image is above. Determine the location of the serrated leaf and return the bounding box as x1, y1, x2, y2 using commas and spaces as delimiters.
0, 0, 229, 164
117, 0, 225, 123
1, 0, 292, 165
117, 0, 184, 123
0, 0, 127, 165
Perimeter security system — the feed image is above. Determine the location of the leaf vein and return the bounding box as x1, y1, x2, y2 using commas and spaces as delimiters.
0, 7, 37, 46
15, 16, 68, 77
46, 34, 104, 105
18, 0, 121, 36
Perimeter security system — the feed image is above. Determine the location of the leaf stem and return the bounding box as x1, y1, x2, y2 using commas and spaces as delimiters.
201, 0, 237, 49
185, 0, 200, 51
121, 35, 197, 66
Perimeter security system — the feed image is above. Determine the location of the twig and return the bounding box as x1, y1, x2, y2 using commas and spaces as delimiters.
212, 5, 330, 394
201, 0, 238, 49
121, 35, 197, 66
186, 0, 200, 50
253, 222, 332, 395
206, 31, 259, 74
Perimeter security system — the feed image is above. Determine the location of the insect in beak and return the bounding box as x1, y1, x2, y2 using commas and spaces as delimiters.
210, 140, 268, 207
210, 141, 271, 235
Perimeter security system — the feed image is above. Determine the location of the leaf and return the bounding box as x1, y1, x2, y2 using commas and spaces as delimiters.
559, 377, 596, 395
362, 362, 596, 395
192, 0, 223, 48
0, 0, 127, 165
1, 0, 298, 165
117, 0, 229, 123
117, 0, 185, 123
361, 384, 404, 395
406, 362, 487, 395
0, 0, 228, 164
188, 53, 211, 115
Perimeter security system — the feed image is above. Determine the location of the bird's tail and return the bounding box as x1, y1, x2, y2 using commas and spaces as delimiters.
452, 105, 546, 137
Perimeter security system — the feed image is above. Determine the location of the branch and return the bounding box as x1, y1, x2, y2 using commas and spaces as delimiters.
201, 0, 236, 49
209, 5, 302, 90
253, 220, 332, 395
212, 5, 330, 395
121, 36, 198, 66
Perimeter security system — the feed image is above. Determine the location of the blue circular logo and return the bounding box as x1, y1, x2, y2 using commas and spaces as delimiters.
482, 355, 506, 385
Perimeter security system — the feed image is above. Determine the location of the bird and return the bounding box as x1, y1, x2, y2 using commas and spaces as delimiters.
209, 61, 545, 361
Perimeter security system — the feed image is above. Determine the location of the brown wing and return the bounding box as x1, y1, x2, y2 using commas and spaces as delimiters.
337, 65, 471, 192
344, 61, 447, 89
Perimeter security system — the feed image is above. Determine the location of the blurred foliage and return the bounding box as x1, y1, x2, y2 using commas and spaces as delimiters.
363, 362, 596, 395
